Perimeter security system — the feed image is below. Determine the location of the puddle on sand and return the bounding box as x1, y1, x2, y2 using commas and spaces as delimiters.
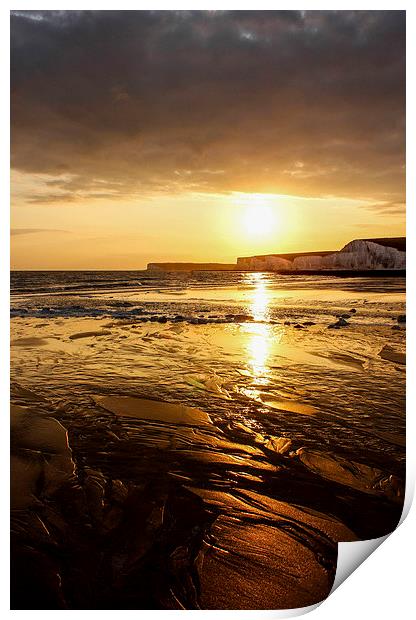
295, 448, 403, 501
69, 330, 113, 340
261, 397, 318, 416
92, 395, 212, 426
379, 345, 406, 365
11, 337, 51, 347
189, 486, 356, 609
11, 405, 75, 509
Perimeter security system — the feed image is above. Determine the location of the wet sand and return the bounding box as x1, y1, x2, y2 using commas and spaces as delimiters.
10, 274, 405, 609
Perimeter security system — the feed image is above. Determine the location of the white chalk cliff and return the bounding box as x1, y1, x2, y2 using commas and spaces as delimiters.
237, 239, 406, 271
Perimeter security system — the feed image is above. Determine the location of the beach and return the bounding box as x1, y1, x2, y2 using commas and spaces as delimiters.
10, 270, 405, 609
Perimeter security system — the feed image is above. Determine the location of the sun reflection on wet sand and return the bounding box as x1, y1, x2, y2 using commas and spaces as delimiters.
247, 272, 270, 322
243, 273, 275, 383
245, 323, 271, 383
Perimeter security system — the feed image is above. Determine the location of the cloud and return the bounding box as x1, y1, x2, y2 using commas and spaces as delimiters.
363, 201, 406, 215
11, 10, 405, 205
11, 228, 70, 235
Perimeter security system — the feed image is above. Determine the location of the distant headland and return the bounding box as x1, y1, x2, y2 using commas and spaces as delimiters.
146, 262, 236, 272
147, 237, 406, 274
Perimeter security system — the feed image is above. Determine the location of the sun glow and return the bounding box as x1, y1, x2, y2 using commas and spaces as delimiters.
229, 193, 283, 243
243, 204, 276, 237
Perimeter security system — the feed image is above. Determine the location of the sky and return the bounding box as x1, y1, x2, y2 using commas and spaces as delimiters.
10, 10, 405, 270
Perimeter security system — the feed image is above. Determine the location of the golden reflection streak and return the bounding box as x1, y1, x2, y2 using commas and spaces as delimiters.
243, 273, 275, 384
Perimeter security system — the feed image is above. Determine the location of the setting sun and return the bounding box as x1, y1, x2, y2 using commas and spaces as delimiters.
243, 204, 276, 237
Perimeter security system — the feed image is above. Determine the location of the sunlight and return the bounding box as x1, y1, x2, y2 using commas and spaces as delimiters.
248, 272, 270, 322
245, 322, 271, 381
243, 204, 276, 237
231, 192, 280, 241
243, 272, 273, 382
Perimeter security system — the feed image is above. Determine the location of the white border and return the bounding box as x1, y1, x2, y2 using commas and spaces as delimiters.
2, 3, 414, 618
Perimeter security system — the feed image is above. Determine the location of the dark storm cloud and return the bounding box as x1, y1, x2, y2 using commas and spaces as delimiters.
11, 10, 405, 205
